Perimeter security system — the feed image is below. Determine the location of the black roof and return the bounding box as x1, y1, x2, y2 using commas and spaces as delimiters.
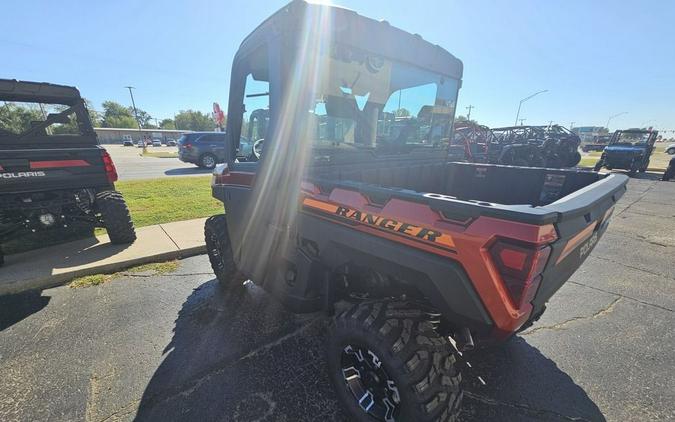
237, 0, 463, 80
0, 79, 83, 105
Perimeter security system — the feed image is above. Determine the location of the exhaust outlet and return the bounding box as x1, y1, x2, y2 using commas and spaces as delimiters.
457, 327, 474, 352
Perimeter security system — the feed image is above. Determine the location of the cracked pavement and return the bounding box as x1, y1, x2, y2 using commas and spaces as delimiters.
1, 177, 674, 421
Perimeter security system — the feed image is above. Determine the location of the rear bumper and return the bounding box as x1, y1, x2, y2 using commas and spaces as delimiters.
530, 173, 628, 317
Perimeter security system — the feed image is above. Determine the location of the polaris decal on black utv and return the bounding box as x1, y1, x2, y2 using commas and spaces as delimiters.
204, 2, 628, 420
0, 171, 46, 178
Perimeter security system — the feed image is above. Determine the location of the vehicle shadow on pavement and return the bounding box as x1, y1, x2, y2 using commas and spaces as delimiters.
133, 279, 605, 422
133, 279, 345, 422
164, 168, 212, 176
0, 290, 50, 331
461, 338, 606, 421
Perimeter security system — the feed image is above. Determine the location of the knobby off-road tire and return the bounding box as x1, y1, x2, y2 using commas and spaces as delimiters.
327, 301, 463, 422
96, 191, 136, 244
204, 215, 244, 289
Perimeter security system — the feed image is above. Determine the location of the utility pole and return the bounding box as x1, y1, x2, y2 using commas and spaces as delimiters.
548, 120, 553, 126
466, 105, 474, 121
124, 86, 142, 129
515, 89, 548, 126
124, 86, 143, 141
570, 122, 575, 129
518, 118, 526, 126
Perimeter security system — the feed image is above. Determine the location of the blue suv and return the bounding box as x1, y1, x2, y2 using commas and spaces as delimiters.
178, 132, 253, 169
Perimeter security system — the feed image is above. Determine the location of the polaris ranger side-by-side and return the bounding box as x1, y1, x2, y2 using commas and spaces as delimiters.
0, 79, 135, 265
204, 2, 628, 420
593, 128, 658, 175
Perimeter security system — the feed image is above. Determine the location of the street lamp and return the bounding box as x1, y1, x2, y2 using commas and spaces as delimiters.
514, 90, 548, 126
606, 112, 628, 131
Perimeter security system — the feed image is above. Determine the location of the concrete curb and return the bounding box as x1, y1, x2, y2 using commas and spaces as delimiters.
0, 218, 207, 296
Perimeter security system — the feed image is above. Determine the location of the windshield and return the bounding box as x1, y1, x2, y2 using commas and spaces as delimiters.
611, 131, 653, 146
308, 44, 458, 154
0, 100, 90, 140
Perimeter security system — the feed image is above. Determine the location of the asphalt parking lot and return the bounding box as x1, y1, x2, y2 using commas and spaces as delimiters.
1, 176, 673, 422
105, 145, 211, 180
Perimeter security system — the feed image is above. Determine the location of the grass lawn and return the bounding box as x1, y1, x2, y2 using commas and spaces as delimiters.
69, 260, 180, 288
578, 149, 670, 171
116, 176, 221, 228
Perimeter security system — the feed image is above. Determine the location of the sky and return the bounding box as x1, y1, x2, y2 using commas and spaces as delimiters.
3, 0, 675, 133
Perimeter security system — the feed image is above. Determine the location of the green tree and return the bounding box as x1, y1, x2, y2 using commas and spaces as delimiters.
0, 103, 43, 134
101, 101, 138, 129
455, 115, 478, 125
174, 110, 215, 131
394, 108, 411, 117
159, 118, 176, 130
83, 99, 100, 127
132, 109, 153, 127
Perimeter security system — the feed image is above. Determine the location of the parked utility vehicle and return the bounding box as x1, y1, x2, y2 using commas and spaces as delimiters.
205, 2, 628, 420
490, 125, 582, 168
0, 79, 135, 265
594, 129, 658, 175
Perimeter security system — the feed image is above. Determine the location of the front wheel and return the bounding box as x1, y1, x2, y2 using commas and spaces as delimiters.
327, 301, 463, 422
628, 161, 638, 176
204, 215, 244, 288
96, 191, 136, 244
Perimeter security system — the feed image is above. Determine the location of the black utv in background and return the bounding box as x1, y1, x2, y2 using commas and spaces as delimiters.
0, 79, 136, 265
490, 125, 581, 168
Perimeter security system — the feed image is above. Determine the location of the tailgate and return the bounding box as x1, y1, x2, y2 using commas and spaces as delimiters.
532, 173, 628, 311
0, 147, 110, 194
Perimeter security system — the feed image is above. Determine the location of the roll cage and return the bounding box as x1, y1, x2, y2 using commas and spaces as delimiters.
223, 0, 464, 170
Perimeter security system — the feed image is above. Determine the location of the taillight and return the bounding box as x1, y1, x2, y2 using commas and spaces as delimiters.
490, 239, 551, 309
101, 150, 118, 183
211, 163, 229, 186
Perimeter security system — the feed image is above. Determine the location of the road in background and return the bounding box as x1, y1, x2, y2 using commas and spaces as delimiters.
1, 177, 674, 421
105, 145, 211, 180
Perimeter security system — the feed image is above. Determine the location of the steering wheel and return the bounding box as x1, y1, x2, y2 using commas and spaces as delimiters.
253, 138, 264, 160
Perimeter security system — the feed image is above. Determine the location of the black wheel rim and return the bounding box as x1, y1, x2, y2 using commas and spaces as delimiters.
341, 344, 400, 422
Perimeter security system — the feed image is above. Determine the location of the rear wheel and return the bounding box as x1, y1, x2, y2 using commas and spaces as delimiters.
204, 215, 244, 288
96, 191, 136, 244
593, 161, 603, 171
568, 151, 582, 167
327, 301, 463, 422
199, 153, 217, 169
